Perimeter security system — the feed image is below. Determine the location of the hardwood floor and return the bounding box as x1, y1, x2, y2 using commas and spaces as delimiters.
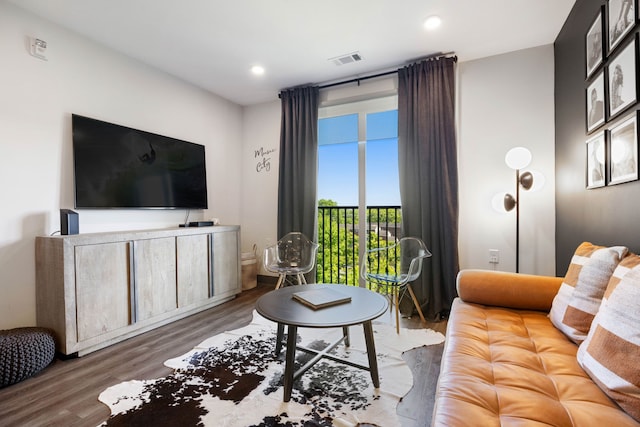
0, 283, 446, 427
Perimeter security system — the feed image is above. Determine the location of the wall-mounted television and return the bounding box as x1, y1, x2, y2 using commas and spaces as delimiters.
72, 114, 208, 209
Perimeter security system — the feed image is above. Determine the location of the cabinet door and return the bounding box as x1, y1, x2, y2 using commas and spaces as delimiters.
177, 234, 210, 307
212, 230, 240, 296
75, 242, 131, 342
134, 237, 177, 321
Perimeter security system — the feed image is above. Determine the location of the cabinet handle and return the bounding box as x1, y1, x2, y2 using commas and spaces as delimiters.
130, 240, 138, 324
208, 234, 215, 298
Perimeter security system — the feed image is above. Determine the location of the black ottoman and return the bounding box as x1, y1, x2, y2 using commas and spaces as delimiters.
0, 327, 56, 388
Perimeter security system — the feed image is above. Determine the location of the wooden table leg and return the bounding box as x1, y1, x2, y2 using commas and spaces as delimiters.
283, 324, 297, 402
363, 321, 380, 388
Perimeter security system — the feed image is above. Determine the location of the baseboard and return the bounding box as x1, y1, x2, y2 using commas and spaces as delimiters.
258, 274, 278, 285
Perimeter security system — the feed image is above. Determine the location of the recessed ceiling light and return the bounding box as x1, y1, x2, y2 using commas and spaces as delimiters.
251, 65, 265, 76
423, 15, 442, 30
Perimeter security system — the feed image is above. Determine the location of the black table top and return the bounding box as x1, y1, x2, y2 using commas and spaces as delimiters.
255, 284, 388, 328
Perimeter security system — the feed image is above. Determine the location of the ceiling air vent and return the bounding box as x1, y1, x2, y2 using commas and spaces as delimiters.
330, 52, 363, 66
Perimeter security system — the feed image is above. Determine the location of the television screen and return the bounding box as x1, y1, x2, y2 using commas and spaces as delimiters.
72, 114, 208, 209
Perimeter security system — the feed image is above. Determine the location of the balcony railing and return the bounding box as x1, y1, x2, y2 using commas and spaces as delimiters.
316, 205, 402, 286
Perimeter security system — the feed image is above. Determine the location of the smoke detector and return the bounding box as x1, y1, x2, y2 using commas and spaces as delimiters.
30, 37, 48, 61
329, 52, 363, 66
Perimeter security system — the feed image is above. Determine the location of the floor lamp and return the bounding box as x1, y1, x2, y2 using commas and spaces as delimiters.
503, 147, 534, 274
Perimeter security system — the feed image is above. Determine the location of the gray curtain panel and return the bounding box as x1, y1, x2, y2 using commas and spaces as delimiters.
277, 86, 320, 243
397, 57, 460, 320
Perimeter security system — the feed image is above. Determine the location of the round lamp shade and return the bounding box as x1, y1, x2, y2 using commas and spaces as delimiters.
491, 192, 509, 213
528, 169, 546, 192
503, 193, 516, 212
520, 171, 534, 190
423, 15, 442, 30
505, 147, 532, 170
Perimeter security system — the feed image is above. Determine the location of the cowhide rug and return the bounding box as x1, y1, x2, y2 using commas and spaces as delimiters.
98, 311, 444, 427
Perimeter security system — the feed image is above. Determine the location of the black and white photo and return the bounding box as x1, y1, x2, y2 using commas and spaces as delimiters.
587, 132, 606, 188
609, 113, 638, 185
608, 0, 636, 52
586, 8, 604, 77
607, 38, 637, 118
587, 72, 605, 132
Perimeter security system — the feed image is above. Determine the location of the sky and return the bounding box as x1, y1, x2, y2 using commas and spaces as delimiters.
317, 110, 400, 206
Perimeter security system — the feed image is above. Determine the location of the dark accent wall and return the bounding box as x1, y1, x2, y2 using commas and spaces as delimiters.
555, 0, 640, 274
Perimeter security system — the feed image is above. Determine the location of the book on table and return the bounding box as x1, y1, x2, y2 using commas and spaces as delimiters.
292, 288, 352, 310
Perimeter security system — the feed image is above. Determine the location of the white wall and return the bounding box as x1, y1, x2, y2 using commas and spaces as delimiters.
457, 45, 556, 275
242, 46, 557, 278
240, 101, 281, 267
0, 3, 243, 328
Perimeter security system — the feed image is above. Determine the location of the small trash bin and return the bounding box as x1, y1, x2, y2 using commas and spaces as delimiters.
241, 244, 257, 290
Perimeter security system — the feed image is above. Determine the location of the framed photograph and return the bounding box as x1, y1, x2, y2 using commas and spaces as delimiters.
607, 37, 637, 119
608, 0, 636, 52
587, 132, 606, 188
587, 8, 604, 78
609, 113, 638, 185
587, 71, 606, 132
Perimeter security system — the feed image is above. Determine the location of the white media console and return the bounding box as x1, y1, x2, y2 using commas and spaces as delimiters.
35, 225, 241, 356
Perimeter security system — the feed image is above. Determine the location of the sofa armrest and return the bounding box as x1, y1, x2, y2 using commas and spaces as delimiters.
456, 269, 563, 311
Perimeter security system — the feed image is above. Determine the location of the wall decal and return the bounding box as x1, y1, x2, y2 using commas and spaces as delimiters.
255, 146, 277, 173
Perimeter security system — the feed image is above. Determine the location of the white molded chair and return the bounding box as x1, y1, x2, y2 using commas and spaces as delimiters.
361, 237, 431, 333
263, 232, 319, 289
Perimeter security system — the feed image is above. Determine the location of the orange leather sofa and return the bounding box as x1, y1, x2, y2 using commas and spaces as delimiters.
431, 269, 640, 426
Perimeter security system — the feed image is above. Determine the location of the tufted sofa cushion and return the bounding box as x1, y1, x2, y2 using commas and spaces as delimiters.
0, 327, 56, 388
432, 270, 640, 427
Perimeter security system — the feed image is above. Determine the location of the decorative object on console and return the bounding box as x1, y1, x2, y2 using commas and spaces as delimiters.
60, 209, 79, 235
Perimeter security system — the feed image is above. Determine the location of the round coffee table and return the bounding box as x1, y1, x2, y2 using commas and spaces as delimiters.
255, 283, 388, 402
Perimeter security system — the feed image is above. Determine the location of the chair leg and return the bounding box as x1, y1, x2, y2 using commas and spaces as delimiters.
275, 274, 285, 289
394, 287, 400, 334
342, 326, 350, 347
407, 284, 427, 325
297, 273, 307, 286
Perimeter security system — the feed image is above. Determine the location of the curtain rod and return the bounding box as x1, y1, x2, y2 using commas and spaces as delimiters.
318, 69, 397, 89
317, 51, 456, 90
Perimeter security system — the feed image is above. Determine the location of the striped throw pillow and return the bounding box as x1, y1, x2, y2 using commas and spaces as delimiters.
549, 242, 627, 344
577, 253, 640, 422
